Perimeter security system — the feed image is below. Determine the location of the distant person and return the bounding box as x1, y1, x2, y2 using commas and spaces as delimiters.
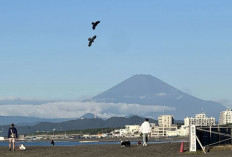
139, 118, 151, 146
51, 140, 55, 146
8, 123, 18, 151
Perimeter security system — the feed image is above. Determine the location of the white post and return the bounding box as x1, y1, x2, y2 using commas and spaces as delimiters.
189, 125, 196, 152
53, 128, 56, 137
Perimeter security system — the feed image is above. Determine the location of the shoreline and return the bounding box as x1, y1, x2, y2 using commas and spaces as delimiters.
29, 136, 189, 142
0, 136, 189, 142
0, 139, 186, 147
1, 142, 232, 157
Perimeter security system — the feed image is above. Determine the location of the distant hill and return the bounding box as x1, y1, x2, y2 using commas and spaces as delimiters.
0, 116, 157, 136
91, 74, 226, 120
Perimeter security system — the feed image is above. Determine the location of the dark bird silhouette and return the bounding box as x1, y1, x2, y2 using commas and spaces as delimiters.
92, 21, 100, 30
88, 35, 97, 47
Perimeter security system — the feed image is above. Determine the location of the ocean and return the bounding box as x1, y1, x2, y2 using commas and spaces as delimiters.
0, 140, 180, 147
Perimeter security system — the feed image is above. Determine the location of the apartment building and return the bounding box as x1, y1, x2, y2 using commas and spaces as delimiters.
219, 109, 232, 125
158, 115, 174, 127
184, 113, 215, 127
151, 115, 177, 137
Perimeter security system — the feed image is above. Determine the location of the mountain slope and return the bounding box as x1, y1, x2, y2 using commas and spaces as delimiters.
91, 74, 225, 119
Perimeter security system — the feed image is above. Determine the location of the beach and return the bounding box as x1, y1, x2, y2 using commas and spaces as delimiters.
1, 142, 232, 157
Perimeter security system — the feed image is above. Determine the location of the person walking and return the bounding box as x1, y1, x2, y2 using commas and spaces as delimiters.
8, 123, 18, 151
51, 140, 55, 146
139, 118, 151, 146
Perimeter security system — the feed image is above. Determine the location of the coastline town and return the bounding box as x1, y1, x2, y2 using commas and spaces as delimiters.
1, 108, 231, 141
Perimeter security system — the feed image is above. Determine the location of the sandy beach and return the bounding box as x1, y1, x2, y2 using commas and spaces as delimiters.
1, 142, 232, 157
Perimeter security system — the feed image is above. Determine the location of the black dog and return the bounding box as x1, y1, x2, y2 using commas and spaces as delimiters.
121, 141, 131, 147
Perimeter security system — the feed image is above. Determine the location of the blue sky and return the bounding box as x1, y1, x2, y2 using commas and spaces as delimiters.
0, 0, 232, 109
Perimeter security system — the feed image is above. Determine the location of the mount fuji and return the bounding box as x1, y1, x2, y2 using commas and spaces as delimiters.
90, 74, 225, 120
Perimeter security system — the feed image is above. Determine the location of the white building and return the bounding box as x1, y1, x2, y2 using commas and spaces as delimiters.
125, 125, 140, 136
219, 109, 232, 125
158, 115, 174, 127
166, 130, 178, 137
177, 125, 189, 136
0, 137, 4, 141
166, 125, 189, 137
112, 125, 140, 137
151, 115, 177, 137
125, 125, 140, 133
184, 113, 215, 127
119, 129, 127, 137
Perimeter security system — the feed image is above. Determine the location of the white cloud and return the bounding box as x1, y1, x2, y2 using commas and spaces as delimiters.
156, 92, 167, 96
0, 101, 176, 119
176, 95, 183, 99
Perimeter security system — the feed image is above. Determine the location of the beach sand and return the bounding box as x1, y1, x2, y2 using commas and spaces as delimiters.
0, 142, 231, 157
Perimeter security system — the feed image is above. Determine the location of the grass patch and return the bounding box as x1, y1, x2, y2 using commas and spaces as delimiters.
179, 145, 232, 155
210, 145, 232, 151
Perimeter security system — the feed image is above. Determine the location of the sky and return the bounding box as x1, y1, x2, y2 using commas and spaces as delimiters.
0, 0, 232, 118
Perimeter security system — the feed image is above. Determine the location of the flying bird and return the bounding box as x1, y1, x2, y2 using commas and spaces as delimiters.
92, 21, 100, 30
88, 35, 97, 47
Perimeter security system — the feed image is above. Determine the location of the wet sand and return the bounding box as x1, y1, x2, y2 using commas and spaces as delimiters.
0, 142, 231, 157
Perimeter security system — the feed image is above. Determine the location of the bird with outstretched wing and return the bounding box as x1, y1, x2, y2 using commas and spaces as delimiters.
88, 35, 97, 47
92, 21, 100, 30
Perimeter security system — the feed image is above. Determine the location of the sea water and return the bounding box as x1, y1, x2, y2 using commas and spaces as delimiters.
0, 141, 183, 147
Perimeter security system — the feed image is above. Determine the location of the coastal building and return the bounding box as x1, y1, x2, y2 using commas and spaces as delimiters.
18, 135, 25, 141
82, 134, 90, 138
177, 125, 189, 136
112, 115, 183, 137
151, 115, 177, 137
111, 129, 127, 137
0, 137, 4, 141
111, 129, 119, 137
125, 125, 140, 137
184, 113, 215, 127
166, 130, 178, 137
119, 129, 126, 137
166, 125, 189, 137
219, 109, 232, 125
112, 126, 141, 137
150, 123, 158, 137
158, 115, 174, 127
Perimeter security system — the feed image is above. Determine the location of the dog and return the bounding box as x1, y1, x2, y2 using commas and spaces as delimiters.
121, 140, 131, 147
